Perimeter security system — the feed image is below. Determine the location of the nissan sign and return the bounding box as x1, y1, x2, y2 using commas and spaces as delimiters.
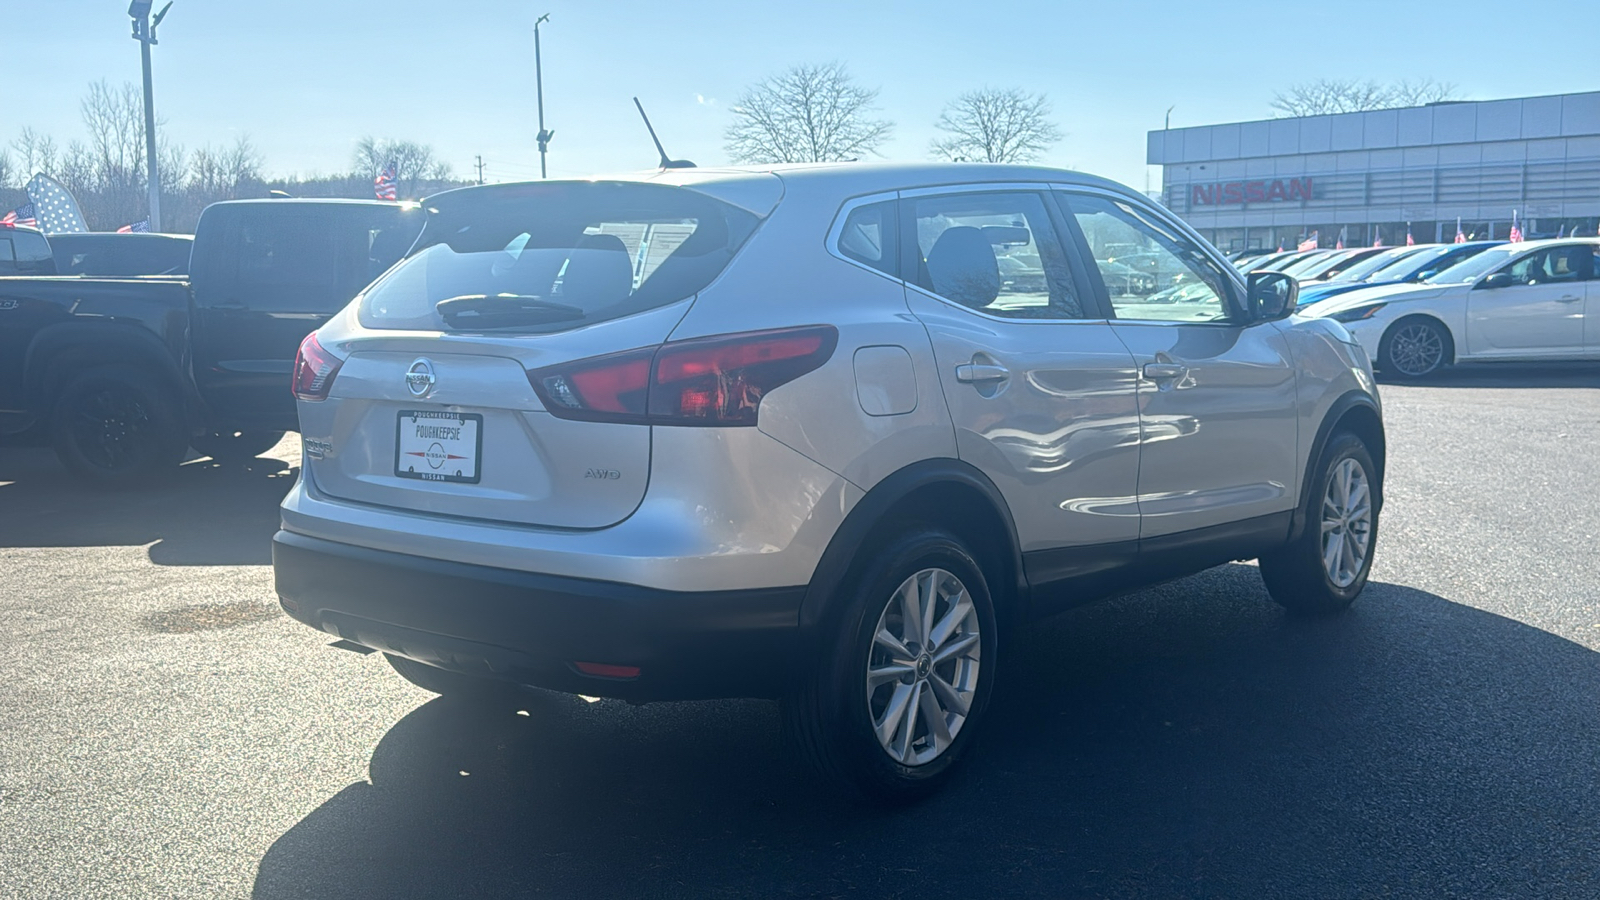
1190, 177, 1314, 206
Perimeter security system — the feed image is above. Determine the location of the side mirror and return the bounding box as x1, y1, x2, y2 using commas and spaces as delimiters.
1481, 272, 1514, 289
1246, 271, 1297, 321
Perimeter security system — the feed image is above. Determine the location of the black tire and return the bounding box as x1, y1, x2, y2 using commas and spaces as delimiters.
1378, 315, 1452, 380
50, 365, 188, 487
384, 654, 522, 707
783, 527, 999, 804
191, 429, 285, 462
1259, 432, 1381, 615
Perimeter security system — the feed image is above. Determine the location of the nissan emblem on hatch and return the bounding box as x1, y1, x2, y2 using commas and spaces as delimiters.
405, 358, 436, 397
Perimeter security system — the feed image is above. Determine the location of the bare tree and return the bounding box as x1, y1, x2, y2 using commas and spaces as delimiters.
191, 135, 262, 199
80, 80, 146, 193
0, 150, 12, 190
352, 136, 452, 197
1388, 78, 1459, 108
1271, 78, 1460, 117
12, 127, 58, 179
725, 62, 893, 164
932, 87, 1061, 163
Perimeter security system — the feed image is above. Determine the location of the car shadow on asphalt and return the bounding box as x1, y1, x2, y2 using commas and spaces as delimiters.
252, 565, 1600, 899
0, 446, 295, 566
1377, 361, 1600, 389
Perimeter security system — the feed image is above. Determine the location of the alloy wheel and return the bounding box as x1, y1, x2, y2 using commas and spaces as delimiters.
73, 388, 153, 471
1388, 323, 1444, 376
1321, 458, 1373, 588
866, 567, 981, 766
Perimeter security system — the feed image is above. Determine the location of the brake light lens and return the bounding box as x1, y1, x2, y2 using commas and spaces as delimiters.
292, 333, 344, 401
527, 325, 837, 426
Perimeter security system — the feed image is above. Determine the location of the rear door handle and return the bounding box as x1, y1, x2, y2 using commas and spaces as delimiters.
1143, 363, 1189, 381
1557, 294, 1583, 302
955, 363, 1010, 384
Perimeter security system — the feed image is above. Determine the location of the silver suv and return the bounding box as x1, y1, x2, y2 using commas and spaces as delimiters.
274, 164, 1384, 800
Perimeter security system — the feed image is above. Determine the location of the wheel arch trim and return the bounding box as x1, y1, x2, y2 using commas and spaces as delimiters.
1289, 389, 1386, 543
799, 458, 1027, 641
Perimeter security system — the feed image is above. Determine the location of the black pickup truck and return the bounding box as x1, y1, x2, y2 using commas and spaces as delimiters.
0, 199, 421, 485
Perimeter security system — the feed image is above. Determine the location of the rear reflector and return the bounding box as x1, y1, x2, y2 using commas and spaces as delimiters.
572, 661, 642, 679
291, 333, 344, 401
527, 325, 838, 427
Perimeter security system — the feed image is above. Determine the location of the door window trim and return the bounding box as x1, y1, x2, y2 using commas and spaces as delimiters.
1051, 185, 1250, 326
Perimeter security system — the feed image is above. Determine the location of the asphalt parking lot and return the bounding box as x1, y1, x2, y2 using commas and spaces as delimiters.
2, 363, 1598, 899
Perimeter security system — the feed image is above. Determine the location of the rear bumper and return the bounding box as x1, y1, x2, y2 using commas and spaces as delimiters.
272, 530, 807, 701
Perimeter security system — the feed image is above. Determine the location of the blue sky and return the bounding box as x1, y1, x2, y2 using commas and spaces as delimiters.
6, 0, 1597, 191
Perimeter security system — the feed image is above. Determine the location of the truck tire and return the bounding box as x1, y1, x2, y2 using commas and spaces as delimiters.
783, 526, 998, 804
1259, 431, 1380, 615
50, 365, 188, 487
191, 430, 286, 463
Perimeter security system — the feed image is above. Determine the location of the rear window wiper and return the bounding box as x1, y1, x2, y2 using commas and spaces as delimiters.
435, 294, 586, 329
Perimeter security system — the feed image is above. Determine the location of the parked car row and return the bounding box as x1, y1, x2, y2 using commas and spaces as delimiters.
1233, 238, 1600, 377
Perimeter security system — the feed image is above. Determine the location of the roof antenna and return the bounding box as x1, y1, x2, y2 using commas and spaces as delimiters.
633, 97, 695, 169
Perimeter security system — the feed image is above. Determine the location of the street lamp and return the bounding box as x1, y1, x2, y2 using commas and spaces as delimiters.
128, 0, 173, 232
534, 13, 553, 179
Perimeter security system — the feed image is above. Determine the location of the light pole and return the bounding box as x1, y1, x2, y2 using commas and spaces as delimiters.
128, 0, 172, 232
533, 13, 553, 179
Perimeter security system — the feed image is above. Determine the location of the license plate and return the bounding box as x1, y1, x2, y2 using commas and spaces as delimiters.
395, 410, 482, 483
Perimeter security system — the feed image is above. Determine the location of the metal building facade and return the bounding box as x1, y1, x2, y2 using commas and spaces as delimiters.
1147, 92, 1600, 251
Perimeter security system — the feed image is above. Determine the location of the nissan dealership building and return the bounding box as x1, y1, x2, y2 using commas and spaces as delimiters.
1147, 91, 1600, 252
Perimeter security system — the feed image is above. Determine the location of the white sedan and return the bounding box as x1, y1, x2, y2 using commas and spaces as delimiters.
1300, 239, 1600, 378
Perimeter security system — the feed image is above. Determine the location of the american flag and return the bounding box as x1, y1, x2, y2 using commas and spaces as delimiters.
1335, 227, 1345, 250
374, 160, 398, 201
25, 173, 89, 233
116, 219, 152, 233
1405, 224, 1415, 246
1297, 231, 1318, 252
1454, 217, 1466, 243
1508, 210, 1523, 244
1371, 227, 1382, 248
1, 203, 37, 227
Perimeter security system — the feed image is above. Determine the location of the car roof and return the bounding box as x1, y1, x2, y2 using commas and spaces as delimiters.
427, 161, 1146, 212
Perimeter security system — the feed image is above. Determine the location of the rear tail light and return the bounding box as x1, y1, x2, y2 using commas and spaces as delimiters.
292, 333, 345, 401
527, 325, 837, 427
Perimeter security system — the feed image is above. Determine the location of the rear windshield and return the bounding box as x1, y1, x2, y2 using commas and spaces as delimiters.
359, 182, 760, 333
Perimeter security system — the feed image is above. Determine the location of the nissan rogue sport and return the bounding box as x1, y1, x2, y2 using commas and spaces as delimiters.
273, 163, 1385, 801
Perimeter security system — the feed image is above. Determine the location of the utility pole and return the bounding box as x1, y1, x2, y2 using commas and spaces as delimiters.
534, 13, 553, 179
129, 0, 173, 232
475, 155, 485, 185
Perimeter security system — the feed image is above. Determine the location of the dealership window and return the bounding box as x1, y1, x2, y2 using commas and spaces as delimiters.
1062, 192, 1233, 323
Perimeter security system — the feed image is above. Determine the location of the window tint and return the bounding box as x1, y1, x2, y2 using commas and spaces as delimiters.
0, 238, 13, 263
1064, 192, 1233, 323
835, 200, 896, 277
239, 215, 338, 287
909, 191, 1083, 319
11, 230, 50, 262
360, 182, 758, 333
1502, 245, 1593, 285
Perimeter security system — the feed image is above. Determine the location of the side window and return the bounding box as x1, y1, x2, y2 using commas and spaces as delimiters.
1503, 246, 1592, 285
238, 215, 339, 288
12, 230, 51, 263
1062, 192, 1236, 323
0, 238, 14, 263
909, 191, 1084, 319
834, 200, 897, 277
